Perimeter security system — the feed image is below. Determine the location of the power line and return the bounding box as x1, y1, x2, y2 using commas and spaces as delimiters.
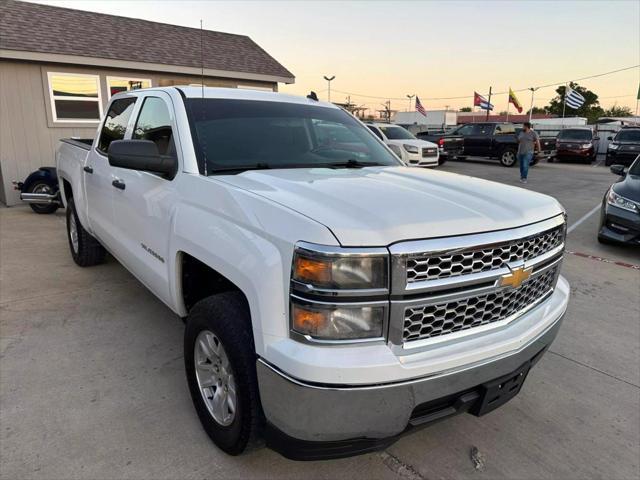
325, 64, 639, 102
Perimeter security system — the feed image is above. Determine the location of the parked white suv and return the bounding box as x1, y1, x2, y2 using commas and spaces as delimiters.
366, 122, 440, 166
56, 87, 569, 460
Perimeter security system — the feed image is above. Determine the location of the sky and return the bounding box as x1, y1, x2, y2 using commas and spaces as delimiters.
29, 0, 640, 113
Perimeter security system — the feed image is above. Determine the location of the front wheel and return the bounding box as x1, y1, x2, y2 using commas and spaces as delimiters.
27, 181, 59, 214
499, 148, 517, 167
184, 292, 263, 455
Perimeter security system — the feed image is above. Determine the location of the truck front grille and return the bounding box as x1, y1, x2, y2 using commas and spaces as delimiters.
406, 225, 563, 283
402, 267, 557, 342
389, 215, 566, 349
422, 148, 438, 157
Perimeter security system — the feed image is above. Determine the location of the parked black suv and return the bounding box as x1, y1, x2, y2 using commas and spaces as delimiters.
606, 127, 640, 166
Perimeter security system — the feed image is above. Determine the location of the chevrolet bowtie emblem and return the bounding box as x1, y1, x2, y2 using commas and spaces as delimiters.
500, 266, 533, 288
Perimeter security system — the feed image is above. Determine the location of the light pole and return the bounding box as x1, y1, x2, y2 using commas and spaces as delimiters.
406, 94, 415, 112
323, 75, 335, 102
528, 87, 539, 122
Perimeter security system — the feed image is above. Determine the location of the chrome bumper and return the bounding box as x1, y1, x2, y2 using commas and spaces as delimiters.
257, 307, 564, 446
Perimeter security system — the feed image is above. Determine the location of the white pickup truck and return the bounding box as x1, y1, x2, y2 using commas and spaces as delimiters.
56, 87, 569, 460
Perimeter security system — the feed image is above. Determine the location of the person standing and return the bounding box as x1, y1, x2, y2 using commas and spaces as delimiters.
516, 122, 541, 183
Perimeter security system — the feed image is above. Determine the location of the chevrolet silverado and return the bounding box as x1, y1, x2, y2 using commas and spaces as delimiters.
56, 87, 569, 460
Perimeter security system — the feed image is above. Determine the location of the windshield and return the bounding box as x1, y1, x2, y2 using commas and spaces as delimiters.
615, 130, 640, 142
185, 99, 401, 174
629, 157, 640, 175
557, 129, 592, 141
379, 125, 416, 140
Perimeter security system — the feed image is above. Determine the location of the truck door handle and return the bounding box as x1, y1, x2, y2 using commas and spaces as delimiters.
83, 166, 93, 174
112, 179, 126, 190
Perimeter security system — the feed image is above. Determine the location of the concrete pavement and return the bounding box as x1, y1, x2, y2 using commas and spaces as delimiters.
1, 160, 638, 479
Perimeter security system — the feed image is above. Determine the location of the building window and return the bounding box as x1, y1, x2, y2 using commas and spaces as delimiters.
107, 77, 152, 98
47, 72, 102, 122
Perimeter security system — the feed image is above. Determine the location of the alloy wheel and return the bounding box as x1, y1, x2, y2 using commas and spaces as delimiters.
194, 330, 237, 426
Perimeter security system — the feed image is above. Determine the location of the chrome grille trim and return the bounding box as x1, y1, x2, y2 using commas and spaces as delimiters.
400, 267, 557, 344
389, 215, 566, 296
405, 225, 563, 283
388, 215, 566, 350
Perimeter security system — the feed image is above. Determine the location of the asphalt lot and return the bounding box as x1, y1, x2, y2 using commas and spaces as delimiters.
1, 159, 638, 480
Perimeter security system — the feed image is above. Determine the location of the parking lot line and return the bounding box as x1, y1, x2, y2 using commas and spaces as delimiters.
567, 204, 601, 234
566, 250, 640, 270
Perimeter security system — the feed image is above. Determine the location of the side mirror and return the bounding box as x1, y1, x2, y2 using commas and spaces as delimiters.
607, 136, 613, 141
108, 140, 176, 178
610, 164, 626, 176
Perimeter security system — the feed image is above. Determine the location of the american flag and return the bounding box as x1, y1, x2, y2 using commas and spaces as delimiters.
415, 96, 427, 116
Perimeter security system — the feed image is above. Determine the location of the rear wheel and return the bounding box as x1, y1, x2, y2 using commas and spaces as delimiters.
66, 198, 106, 267
27, 181, 59, 214
184, 292, 263, 455
499, 148, 517, 167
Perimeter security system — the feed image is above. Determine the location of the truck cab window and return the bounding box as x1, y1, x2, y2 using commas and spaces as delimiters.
133, 97, 176, 156
97, 97, 137, 154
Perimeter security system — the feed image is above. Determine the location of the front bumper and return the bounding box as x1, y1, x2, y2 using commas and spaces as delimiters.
607, 150, 640, 166
405, 152, 439, 167
555, 147, 594, 161
258, 280, 568, 460
599, 203, 640, 245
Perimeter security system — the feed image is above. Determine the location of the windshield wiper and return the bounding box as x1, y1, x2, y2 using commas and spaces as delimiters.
324, 159, 382, 169
209, 163, 271, 174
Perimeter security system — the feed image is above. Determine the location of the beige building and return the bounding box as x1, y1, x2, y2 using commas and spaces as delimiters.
0, 0, 294, 206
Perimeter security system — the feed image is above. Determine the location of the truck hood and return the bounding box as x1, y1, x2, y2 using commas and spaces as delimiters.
217, 166, 563, 246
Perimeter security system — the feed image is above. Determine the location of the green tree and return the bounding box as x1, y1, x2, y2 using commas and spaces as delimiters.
602, 104, 633, 117
459, 107, 472, 112
526, 107, 546, 115
545, 82, 603, 123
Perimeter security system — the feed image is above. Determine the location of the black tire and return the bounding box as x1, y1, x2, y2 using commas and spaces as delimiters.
605, 156, 614, 166
499, 148, 517, 167
66, 198, 106, 267
27, 181, 59, 214
184, 292, 263, 455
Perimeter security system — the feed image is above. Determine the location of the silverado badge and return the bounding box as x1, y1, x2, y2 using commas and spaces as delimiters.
500, 266, 533, 288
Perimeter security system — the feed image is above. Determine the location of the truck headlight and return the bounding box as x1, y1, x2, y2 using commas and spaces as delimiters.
607, 188, 638, 213
290, 243, 389, 343
291, 300, 385, 340
581, 144, 592, 149
608, 143, 619, 150
403, 144, 420, 154
292, 243, 388, 291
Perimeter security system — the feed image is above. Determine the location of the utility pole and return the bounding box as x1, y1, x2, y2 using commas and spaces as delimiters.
406, 94, 415, 112
485, 86, 492, 121
323, 75, 335, 102
528, 87, 539, 122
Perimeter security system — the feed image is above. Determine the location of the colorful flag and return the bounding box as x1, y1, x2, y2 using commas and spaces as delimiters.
415, 96, 427, 116
474, 91, 494, 111
565, 86, 585, 109
508, 88, 523, 113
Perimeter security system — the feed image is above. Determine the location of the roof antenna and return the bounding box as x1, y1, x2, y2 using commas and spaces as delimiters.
200, 19, 207, 176
307, 91, 319, 101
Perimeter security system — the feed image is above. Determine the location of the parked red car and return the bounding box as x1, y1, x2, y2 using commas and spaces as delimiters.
552, 128, 598, 164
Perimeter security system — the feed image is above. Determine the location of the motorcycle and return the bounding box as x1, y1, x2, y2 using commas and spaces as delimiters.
12, 167, 62, 214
